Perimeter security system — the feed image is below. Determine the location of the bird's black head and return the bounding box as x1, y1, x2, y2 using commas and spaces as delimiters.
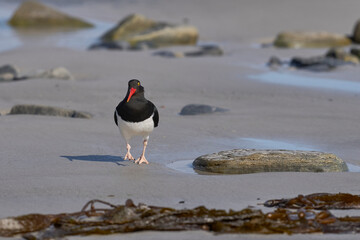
126, 79, 144, 102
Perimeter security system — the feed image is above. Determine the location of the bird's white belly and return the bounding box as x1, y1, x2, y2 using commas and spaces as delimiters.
117, 113, 154, 140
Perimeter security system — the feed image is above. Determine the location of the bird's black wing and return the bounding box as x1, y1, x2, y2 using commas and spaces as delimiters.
114, 110, 118, 126
153, 105, 159, 128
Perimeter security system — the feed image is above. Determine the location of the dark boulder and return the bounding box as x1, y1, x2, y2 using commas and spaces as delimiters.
0, 65, 20, 82
325, 48, 359, 64
9, 104, 92, 119
352, 19, 360, 43
153, 44, 223, 58
180, 104, 228, 116
289, 56, 348, 72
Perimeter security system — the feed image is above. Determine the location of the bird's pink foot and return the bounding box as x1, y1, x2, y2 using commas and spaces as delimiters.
124, 143, 135, 161
135, 156, 149, 165
124, 152, 135, 161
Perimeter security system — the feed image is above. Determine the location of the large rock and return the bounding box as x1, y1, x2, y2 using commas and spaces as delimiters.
9, 104, 92, 119
128, 25, 198, 49
274, 31, 351, 48
99, 14, 198, 49
101, 14, 162, 42
193, 149, 348, 174
8, 0, 93, 28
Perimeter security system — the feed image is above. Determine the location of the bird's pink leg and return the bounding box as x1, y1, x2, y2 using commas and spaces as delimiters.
124, 143, 135, 161
135, 139, 149, 164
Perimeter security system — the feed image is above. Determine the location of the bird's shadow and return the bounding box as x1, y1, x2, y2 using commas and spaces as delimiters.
61, 155, 126, 166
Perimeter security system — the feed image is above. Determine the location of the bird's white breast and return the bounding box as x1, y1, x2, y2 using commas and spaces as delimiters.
117, 112, 154, 140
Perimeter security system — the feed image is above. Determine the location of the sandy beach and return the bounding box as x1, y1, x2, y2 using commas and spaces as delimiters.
1, 0, 360, 239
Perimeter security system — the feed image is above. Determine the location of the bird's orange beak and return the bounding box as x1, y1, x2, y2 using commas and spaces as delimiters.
127, 88, 136, 102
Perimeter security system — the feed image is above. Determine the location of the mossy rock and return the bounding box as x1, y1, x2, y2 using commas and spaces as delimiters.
9, 104, 92, 119
193, 149, 348, 174
101, 14, 161, 41
274, 31, 351, 48
128, 25, 198, 49
8, 0, 93, 28
100, 14, 198, 49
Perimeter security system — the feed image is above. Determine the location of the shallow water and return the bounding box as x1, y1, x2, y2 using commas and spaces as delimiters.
0, 5, 112, 52
54, 19, 112, 50
167, 160, 196, 174
0, 7, 21, 52
248, 72, 360, 93
346, 163, 360, 173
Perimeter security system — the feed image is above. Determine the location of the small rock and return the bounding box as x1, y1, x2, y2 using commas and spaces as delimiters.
153, 50, 184, 58
179, 104, 228, 116
0, 65, 20, 82
8, 0, 93, 28
9, 104, 92, 119
325, 48, 359, 64
184, 45, 223, 57
193, 149, 348, 174
34, 67, 73, 80
267, 56, 283, 69
274, 31, 351, 48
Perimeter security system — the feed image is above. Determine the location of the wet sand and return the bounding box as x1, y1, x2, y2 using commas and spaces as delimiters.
1, 0, 360, 239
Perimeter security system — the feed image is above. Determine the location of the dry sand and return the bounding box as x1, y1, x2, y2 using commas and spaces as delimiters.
1, 0, 360, 239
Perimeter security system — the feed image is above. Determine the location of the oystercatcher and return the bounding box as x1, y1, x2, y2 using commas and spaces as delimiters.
114, 79, 159, 164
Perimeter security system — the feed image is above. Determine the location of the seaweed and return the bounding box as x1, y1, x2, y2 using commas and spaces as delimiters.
264, 193, 360, 209
2, 195, 360, 239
